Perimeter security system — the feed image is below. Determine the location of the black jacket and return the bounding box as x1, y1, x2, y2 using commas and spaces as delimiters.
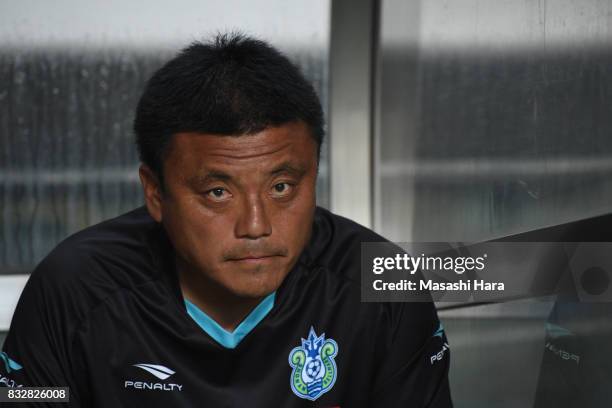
1, 206, 452, 407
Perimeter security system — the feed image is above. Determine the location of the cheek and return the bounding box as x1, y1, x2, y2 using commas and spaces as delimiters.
273, 192, 315, 246
163, 199, 229, 262
188, 216, 233, 257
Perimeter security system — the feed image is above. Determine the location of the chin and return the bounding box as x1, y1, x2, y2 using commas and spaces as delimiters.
220, 261, 289, 298
228, 284, 276, 299
224, 273, 283, 299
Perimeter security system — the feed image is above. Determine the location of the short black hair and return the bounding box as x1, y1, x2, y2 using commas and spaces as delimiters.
134, 32, 324, 184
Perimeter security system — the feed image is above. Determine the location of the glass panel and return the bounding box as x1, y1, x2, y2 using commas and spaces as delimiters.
439, 300, 554, 408
0, 0, 331, 274
377, 1, 612, 407
376, 0, 612, 243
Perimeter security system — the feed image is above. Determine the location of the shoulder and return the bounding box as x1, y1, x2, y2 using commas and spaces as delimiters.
24, 206, 163, 311
307, 206, 389, 282
7, 207, 166, 351
306, 207, 440, 334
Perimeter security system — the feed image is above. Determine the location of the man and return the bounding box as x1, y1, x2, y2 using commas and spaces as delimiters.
1, 33, 452, 407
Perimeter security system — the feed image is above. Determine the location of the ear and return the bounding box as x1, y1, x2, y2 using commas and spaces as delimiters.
139, 164, 163, 223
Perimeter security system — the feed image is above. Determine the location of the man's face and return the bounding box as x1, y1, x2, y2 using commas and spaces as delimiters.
142, 121, 318, 299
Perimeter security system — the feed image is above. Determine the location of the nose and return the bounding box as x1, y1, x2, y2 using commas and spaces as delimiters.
234, 193, 272, 239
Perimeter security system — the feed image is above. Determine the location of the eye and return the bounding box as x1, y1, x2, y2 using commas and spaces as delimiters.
271, 182, 293, 197
205, 187, 231, 202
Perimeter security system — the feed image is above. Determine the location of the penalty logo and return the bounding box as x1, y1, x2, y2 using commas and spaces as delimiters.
288, 327, 338, 401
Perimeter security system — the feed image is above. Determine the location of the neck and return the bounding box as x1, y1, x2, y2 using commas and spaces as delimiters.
176, 258, 264, 332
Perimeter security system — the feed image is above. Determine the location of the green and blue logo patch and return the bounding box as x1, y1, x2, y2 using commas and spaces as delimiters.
288, 327, 338, 401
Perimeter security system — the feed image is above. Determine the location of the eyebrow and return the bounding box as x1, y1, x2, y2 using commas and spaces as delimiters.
269, 161, 307, 177
188, 171, 231, 188
189, 162, 307, 187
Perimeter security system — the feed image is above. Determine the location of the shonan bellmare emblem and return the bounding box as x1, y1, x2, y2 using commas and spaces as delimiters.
288, 327, 338, 401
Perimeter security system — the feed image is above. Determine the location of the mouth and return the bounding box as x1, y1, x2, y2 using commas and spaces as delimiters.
227, 254, 283, 263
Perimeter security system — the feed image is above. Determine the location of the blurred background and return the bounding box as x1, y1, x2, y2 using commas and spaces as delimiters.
1, 0, 612, 406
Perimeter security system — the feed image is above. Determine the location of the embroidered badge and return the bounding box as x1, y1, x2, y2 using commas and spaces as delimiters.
288, 327, 338, 401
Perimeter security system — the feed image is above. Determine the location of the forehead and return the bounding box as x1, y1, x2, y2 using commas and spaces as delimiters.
164, 122, 317, 177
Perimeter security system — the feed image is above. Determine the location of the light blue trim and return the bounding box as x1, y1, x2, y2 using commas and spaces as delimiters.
546, 322, 574, 339
185, 292, 275, 349
433, 322, 445, 339
1, 352, 22, 373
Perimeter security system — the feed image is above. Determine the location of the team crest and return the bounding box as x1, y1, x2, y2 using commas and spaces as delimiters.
288, 327, 338, 401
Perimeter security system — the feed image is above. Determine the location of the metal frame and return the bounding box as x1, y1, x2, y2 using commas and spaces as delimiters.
329, 0, 379, 228
0, 275, 28, 331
